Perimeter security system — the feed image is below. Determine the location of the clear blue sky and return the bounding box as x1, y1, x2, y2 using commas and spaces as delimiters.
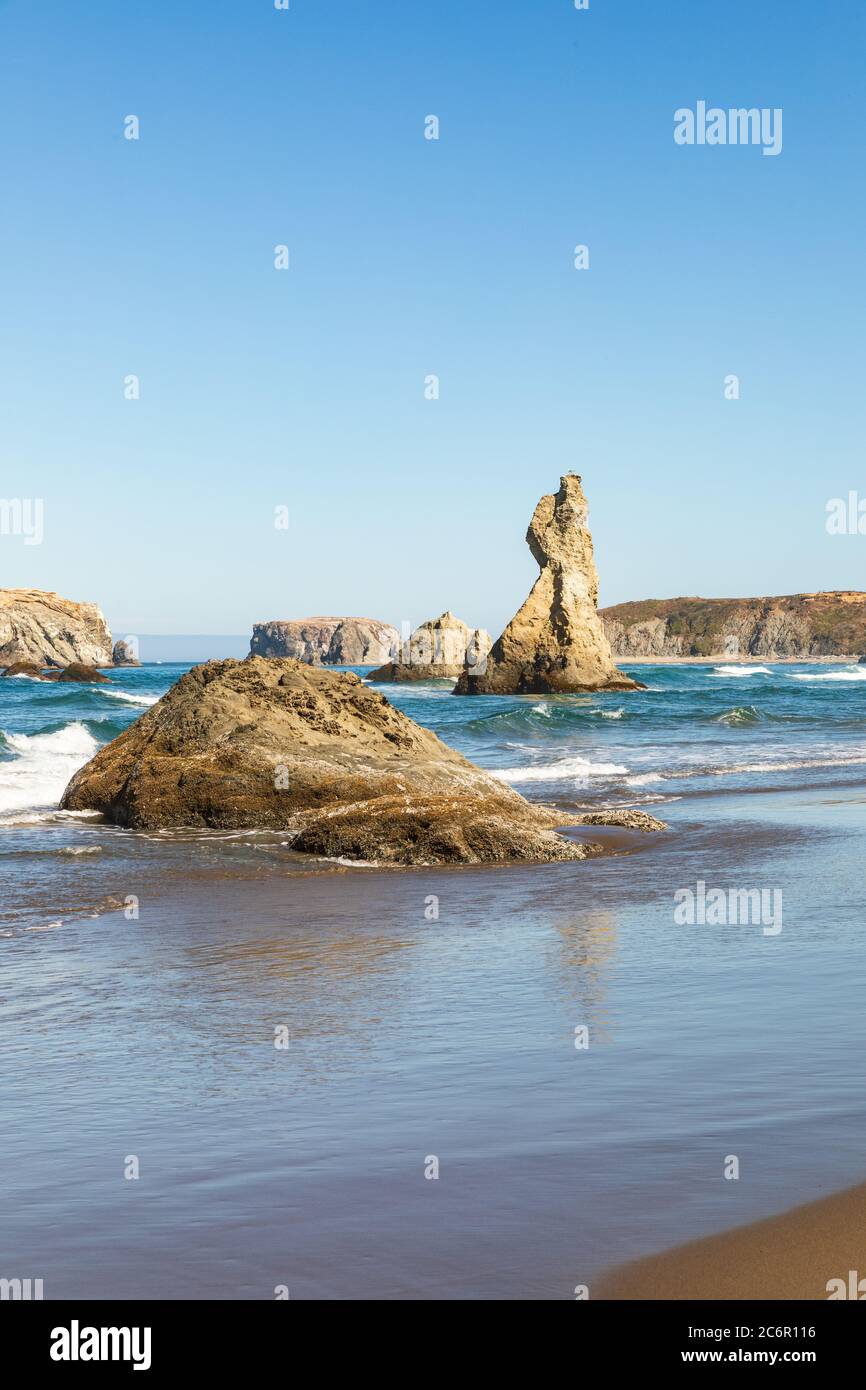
1, 0, 863, 638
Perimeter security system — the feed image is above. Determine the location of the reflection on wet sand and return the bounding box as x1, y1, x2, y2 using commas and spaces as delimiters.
547, 908, 618, 1041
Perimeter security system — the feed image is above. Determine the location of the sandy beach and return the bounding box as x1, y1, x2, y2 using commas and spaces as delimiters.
597, 1181, 866, 1300
5, 657, 866, 1298
2, 0, 864, 1336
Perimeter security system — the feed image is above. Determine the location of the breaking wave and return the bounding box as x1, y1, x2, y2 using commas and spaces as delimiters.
712, 665, 773, 677
788, 667, 866, 682
493, 756, 630, 784
99, 688, 159, 707
0, 721, 100, 819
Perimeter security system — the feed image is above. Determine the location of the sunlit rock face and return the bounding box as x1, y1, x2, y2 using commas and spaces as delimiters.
454, 475, 642, 695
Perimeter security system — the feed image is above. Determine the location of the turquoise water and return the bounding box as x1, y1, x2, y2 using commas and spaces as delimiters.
2, 660, 866, 1297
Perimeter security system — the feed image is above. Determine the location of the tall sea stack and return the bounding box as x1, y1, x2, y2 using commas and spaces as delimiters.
454, 474, 642, 695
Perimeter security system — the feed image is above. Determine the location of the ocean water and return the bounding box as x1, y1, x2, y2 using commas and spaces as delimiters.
2, 660, 866, 1298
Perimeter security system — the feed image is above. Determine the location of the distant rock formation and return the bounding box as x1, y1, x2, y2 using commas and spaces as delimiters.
48, 663, 110, 683
250, 617, 399, 666
368, 612, 492, 682
0, 589, 112, 668
60, 656, 664, 862
454, 475, 642, 695
602, 592, 866, 659
2, 662, 45, 679
113, 639, 141, 667
2, 661, 109, 682
326, 619, 400, 666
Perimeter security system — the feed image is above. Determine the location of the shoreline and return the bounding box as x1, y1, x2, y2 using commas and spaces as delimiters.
617, 654, 864, 665
5, 656, 866, 1297
5, 778, 865, 1297
596, 1181, 866, 1300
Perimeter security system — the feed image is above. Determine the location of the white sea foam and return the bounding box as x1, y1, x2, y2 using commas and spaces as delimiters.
493, 756, 628, 784
712, 665, 773, 677
597, 708, 624, 719
710, 752, 866, 775
652, 750, 866, 780
0, 721, 100, 818
100, 688, 159, 706
531, 703, 552, 716
788, 667, 866, 682
0, 808, 101, 827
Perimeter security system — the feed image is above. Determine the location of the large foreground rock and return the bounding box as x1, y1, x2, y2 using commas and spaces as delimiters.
368, 612, 492, 682
60, 656, 662, 863
58, 656, 573, 860
250, 617, 399, 666
454, 475, 642, 695
0, 589, 112, 668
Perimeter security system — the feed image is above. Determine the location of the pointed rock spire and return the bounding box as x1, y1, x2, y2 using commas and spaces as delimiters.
454, 474, 643, 694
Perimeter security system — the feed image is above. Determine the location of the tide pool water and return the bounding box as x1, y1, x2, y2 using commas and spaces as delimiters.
1, 661, 865, 1297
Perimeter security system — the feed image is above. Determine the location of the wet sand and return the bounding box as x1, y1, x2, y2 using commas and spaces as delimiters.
7, 658, 866, 1297
596, 1181, 866, 1300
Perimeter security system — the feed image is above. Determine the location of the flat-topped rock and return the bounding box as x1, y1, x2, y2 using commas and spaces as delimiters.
0, 589, 112, 668
250, 617, 399, 666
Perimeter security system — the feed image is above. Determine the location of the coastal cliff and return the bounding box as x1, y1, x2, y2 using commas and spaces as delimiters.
601, 592, 866, 659
0, 589, 112, 668
250, 617, 399, 666
454, 475, 642, 694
